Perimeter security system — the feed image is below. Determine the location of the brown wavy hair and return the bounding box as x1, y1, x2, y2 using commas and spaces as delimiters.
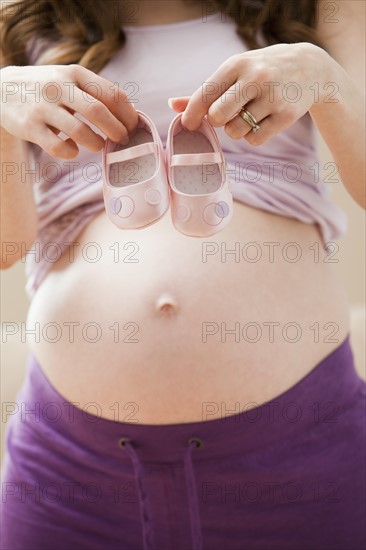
0, 0, 322, 72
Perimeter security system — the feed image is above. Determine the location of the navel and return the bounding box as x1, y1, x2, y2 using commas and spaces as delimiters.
155, 294, 179, 316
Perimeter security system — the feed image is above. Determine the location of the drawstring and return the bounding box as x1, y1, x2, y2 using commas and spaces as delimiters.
119, 436, 204, 550
119, 438, 156, 550
184, 438, 204, 550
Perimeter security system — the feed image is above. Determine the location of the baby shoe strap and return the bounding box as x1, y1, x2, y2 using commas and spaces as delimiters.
170, 152, 222, 167
106, 142, 157, 165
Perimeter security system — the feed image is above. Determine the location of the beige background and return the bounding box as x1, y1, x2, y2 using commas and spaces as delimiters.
1, 134, 365, 462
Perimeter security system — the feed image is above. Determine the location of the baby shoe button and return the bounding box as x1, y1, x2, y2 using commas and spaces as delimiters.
109, 197, 122, 215
215, 201, 230, 218
145, 188, 161, 205
176, 205, 191, 222
118, 196, 135, 218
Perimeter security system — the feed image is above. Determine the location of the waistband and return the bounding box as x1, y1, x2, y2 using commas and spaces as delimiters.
15, 335, 361, 464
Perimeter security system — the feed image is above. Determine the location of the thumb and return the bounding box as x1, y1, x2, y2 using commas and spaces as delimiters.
168, 96, 190, 112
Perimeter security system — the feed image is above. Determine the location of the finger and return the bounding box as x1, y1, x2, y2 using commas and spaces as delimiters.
168, 97, 190, 112
62, 87, 129, 144
46, 107, 105, 152
208, 81, 264, 127
181, 57, 239, 131
36, 126, 79, 159
243, 112, 295, 147
224, 102, 271, 140
71, 65, 139, 134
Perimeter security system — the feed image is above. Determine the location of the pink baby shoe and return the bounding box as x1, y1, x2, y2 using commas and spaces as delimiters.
166, 113, 233, 237
103, 110, 170, 229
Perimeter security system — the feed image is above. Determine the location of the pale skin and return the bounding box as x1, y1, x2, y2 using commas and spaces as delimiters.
0, 0, 365, 269
169, 0, 366, 209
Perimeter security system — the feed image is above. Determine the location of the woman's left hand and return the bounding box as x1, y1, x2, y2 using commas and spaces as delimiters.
169, 42, 331, 146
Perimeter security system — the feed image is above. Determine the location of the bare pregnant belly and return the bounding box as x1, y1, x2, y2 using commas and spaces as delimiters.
26, 201, 350, 424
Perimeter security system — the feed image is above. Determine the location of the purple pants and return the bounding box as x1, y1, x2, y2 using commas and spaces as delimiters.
1, 335, 365, 550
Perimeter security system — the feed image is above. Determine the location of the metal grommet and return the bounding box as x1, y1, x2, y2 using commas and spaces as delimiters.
188, 437, 204, 449
118, 437, 131, 448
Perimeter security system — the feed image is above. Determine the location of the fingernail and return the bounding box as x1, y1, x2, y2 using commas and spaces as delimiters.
168, 97, 177, 109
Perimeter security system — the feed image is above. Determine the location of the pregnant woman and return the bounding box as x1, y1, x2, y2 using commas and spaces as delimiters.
1, 0, 365, 548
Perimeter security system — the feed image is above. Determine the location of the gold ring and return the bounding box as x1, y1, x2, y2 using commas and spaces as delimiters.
239, 109, 260, 133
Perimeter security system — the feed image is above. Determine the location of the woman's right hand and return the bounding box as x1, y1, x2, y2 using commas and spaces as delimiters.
0, 64, 139, 159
